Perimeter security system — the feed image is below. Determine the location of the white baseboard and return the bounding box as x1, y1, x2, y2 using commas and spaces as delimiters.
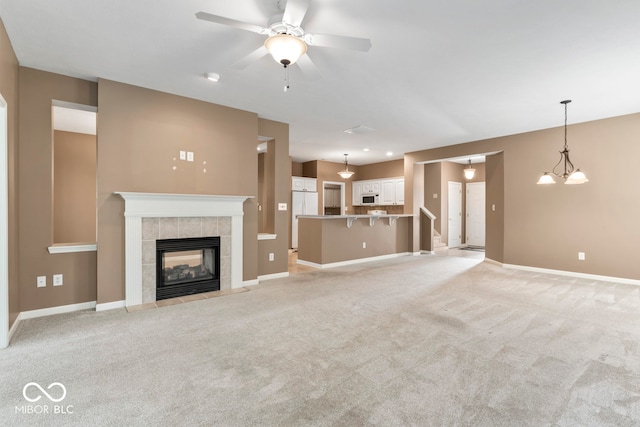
242, 279, 259, 287
96, 300, 126, 312
20, 301, 97, 320
485, 258, 640, 286
258, 272, 289, 282
298, 252, 411, 269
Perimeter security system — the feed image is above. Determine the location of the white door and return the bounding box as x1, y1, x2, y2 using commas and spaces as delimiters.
466, 182, 486, 247
448, 181, 462, 248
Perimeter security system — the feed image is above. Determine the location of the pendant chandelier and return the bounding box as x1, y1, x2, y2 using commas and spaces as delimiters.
463, 159, 476, 180
337, 154, 355, 179
537, 100, 589, 185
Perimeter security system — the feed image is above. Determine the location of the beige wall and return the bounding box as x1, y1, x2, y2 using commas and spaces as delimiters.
406, 113, 640, 280
18, 67, 98, 311
298, 217, 411, 265
53, 130, 96, 244
0, 18, 20, 326
257, 119, 289, 277
357, 159, 404, 180
96, 79, 261, 304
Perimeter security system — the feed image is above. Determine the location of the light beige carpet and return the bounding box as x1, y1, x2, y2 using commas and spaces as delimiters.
1, 254, 639, 426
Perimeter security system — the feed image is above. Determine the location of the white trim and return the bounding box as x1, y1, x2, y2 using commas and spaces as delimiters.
485, 258, 640, 286
8, 313, 21, 343
96, 300, 126, 312
502, 263, 640, 286
257, 233, 277, 240
242, 279, 259, 287
116, 192, 252, 307
47, 243, 97, 254
20, 301, 96, 320
0, 93, 7, 349
298, 252, 411, 269
258, 272, 289, 281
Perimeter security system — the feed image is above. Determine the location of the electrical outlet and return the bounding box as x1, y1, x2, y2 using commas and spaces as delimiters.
362, 242, 366, 249
187, 151, 194, 162
53, 274, 63, 286
578, 252, 586, 261
269, 253, 274, 261
37, 276, 46, 288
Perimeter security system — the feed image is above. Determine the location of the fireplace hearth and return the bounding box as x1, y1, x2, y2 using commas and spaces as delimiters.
156, 236, 220, 300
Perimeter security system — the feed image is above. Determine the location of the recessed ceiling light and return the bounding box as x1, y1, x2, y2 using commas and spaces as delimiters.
363, 148, 370, 152
386, 151, 393, 156
206, 72, 221, 82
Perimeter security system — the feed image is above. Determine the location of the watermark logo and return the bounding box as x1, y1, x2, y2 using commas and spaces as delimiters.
23, 382, 67, 403
16, 382, 73, 415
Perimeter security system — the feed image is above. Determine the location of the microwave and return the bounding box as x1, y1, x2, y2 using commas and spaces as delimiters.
361, 193, 380, 205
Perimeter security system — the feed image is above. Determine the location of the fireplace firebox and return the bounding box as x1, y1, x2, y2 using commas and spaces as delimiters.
156, 236, 220, 300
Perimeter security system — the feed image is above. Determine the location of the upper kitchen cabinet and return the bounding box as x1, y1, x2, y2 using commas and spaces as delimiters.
380, 178, 405, 206
292, 177, 317, 192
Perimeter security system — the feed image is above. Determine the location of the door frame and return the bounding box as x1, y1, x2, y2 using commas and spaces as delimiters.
447, 181, 462, 248
322, 181, 346, 215
1, 93, 9, 348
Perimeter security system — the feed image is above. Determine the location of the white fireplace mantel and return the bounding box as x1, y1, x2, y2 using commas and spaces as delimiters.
115, 192, 252, 307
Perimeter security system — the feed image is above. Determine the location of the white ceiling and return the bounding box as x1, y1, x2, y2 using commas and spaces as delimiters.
2, 0, 639, 165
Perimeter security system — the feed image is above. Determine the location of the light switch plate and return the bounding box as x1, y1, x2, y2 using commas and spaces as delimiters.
179, 151, 186, 160
187, 151, 194, 162
53, 274, 63, 286
37, 276, 46, 288
278, 203, 287, 211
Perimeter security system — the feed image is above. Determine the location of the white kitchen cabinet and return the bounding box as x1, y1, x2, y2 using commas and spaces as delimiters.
361, 180, 381, 194
380, 178, 404, 205
352, 182, 363, 206
292, 177, 317, 192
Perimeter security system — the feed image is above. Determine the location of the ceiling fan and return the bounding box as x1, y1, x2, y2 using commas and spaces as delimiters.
196, 0, 372, 77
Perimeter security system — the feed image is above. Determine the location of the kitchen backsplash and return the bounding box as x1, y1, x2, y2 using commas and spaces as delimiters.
353, 205, 404, 215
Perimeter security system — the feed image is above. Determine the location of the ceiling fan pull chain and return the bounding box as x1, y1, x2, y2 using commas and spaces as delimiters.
284, 64, 290, 92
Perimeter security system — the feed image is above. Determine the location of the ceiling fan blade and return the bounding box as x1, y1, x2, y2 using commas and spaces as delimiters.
195, 11, 268, 35
283, 0, 311, 27
296, 55, 321, 80
304, 33, 372, 52
232, 46, 269, 70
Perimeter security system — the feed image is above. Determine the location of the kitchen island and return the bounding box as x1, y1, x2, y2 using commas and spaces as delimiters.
297, 214, 415, 268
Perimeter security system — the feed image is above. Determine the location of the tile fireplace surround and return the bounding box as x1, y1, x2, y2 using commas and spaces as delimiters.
115, 192, 251, 307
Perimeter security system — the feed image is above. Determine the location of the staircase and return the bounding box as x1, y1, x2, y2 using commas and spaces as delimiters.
433, 231, 448, 252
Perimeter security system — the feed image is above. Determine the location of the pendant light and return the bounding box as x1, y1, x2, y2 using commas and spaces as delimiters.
338, 154, 355, 179
463, 159, 476, 180
537, 100, 589, 185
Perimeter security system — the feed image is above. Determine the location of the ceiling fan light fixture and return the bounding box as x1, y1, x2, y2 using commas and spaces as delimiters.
264, 33, 307, 66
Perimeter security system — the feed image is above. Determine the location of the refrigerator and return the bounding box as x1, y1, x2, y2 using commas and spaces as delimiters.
291, 190, 318, 249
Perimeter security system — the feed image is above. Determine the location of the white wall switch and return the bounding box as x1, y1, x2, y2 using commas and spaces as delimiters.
433, 193, 438, 199
578, 252, 586, 261
362, 242, 366, 249
187, 151, 194, 162
269, 253, 275, 261
37, 276, 46, 288
179, 150, 186, 160
53, 274, 63, 286
278, 203, 287, 211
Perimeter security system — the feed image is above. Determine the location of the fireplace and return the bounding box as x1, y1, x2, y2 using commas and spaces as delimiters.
156, 236, 220, 300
